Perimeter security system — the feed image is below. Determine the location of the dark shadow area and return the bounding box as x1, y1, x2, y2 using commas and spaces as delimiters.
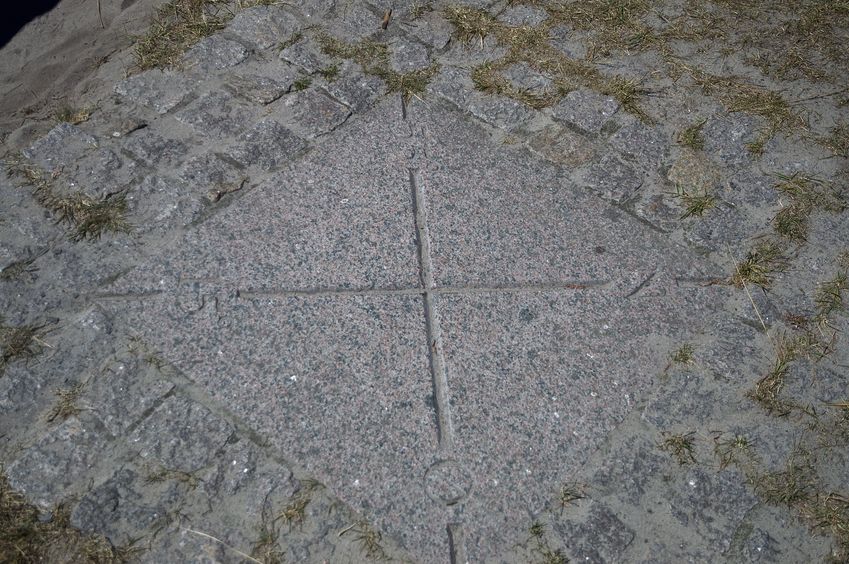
1, 1, 62, 49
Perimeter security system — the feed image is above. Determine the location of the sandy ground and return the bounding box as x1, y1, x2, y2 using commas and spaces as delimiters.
0, 0, 167, 146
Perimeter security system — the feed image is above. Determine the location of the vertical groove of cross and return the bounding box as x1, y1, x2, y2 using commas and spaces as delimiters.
409, 168, 455, 453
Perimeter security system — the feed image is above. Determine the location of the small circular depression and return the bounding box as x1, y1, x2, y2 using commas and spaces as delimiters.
425, 460, 473, 506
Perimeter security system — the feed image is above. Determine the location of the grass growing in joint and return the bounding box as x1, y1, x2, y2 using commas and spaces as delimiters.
0, 473, 138, 563
659, 431, 697, 465
134, 0, 232, 70
7, 157, 131, 241
672, 186, 716, 219
772, 173, 846, 242
731, 240, 785, 288
677, 119, 706, 150
317, 35, 439, 100
0, 319, 42, 370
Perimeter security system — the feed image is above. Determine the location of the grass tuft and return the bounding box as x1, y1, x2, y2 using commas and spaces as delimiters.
0, 321, 42, 369
714, 434, 757, 473
731, 240, 785, 288
340, 521, 387, 560
55, 107, 92, 125
134, 0, 232, 70
0, 473, 137, 563
672, 186, 716, 219
820, 124, 849, 158
659, 431, 697, 465
670, 343, 695, 365
46, 383, 87, 423
772, 173, 846, 242
443, 6, 500, 44
677, 119, 706, 150
318, 34, 438, 100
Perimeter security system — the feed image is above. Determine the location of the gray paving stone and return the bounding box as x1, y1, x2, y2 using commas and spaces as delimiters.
227, 118, 306, 170
665, 466, 758, 550
727, 169, 781, 207
413, 101, 716, 290
390, 37, 431, 72
71, 468, 178, 546
497, 5, 549, 26
23, 123, 98, 170
466, 93, 535, 131
129, 395, 234, 471
61, 147, 138, 198
226, 5, 302, 50
580, 152, 644, 202
526, 123, 596, 166
551, 88, 620, 135
590, 435, 670, 506
107, 98, 418, 294
549, 24, 589, 59
269, 88, 351, 138
280, 35, 329, 74
226, 60, 298, 105
406, 10, 453, 50
85, 354, 175, 436
703, 112, 759, 167
0, 364, 48, 414
502, 62, 552, 94
682, 202, 762, 255
114, 69, 194, 114
105, 292, 446, 561
322, 62, 384, 112
179, 152, 243, 188
182, 35, 249, 73
174, 91, 256, 139
7, 417, 111, 510
125, 175, 204, 232
609, 120, 670, 166
121, 129, 190, 167
551, 501, 635, 563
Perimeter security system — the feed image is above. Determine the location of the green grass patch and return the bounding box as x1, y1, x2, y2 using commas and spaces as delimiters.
659, 431, 697, 465
731, 240, 786, 288
0, 472, 138, 563
317, 34, 438, 100
677, 119, 706, 150
772, 173, 846, 242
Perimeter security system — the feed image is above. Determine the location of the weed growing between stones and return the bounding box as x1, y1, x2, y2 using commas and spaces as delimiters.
557, 482, 586, 512
731, 240, 785, 288
771, 173, 846, 242
671, 186, 716, 219
526, 521, 567, 564
658, 431, 696, 465
6, 157, 131, 241
0, 473, 137, 563
445, 4, 651, 120
676, 119, 706, 150
277, 479, 320, 526
317, 35, 439, 100
669, 343, 695, 365
0, 254, 40, 282
46, 382, 87, 423
144, 466, 201, 489
134, 0, 231, 70
55, 107, 92, 126
0, 318, 43, 373
339, 521, 388, 560
820, 124, 849, 158
713, 433, 757, 472
251, 495, 284, 564
292, 76, 312, 91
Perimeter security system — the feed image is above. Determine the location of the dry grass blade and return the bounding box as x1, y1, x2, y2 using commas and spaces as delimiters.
659, 431, 697, 465
134, 0, 231, 70
0, 473, 137, 563
731, 240, 785, 288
